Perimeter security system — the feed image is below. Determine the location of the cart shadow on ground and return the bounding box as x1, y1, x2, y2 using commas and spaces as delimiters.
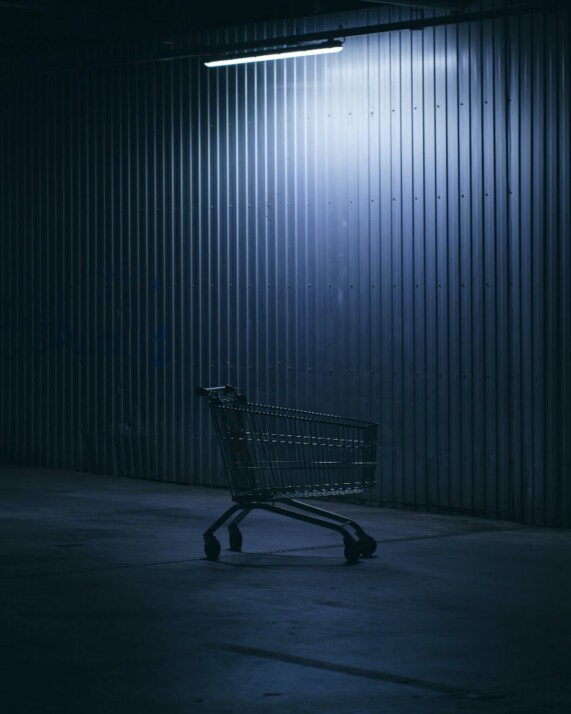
200, 547, 380, 568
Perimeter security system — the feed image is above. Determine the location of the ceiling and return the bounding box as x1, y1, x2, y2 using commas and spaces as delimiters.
0, 0, 472, 60
0, 1, 364, 60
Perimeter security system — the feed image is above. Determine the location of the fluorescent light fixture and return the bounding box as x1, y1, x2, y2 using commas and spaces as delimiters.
204, 40, 343, 68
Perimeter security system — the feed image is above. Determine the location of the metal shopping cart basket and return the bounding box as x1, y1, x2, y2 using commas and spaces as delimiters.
196, 385, 378, 563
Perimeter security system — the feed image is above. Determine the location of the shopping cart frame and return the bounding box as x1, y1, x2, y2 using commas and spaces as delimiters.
196, 385, 378, 563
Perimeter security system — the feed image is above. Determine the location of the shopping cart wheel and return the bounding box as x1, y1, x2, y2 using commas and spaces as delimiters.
358, 534, 377, 557
344, 537, 361, 564
204, 534, 221, 561
228, 524, 243, 551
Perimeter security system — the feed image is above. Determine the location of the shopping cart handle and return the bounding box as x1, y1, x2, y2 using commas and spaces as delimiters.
195, 385, 236, 396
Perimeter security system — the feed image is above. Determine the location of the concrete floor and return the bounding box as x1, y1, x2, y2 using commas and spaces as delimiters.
1, 465, 570, 714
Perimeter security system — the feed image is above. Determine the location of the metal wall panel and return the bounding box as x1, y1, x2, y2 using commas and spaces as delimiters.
0, 2, 569, 525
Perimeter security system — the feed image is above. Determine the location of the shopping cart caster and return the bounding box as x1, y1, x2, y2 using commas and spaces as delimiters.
344, 537, 361, 564
204, 534, 221, 561
358, 534, 377, 557
228, 524, 243, 551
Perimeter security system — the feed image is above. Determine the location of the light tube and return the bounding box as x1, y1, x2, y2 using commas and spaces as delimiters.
204, 41, 343, 68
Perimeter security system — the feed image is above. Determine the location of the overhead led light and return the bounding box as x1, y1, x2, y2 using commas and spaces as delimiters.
204, 40, 343, 68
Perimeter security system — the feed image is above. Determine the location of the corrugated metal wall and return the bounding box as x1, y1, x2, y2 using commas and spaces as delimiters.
0, 2, 569, 525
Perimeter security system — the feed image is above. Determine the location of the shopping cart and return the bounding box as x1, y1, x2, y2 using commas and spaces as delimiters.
196, 385, 378, 563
